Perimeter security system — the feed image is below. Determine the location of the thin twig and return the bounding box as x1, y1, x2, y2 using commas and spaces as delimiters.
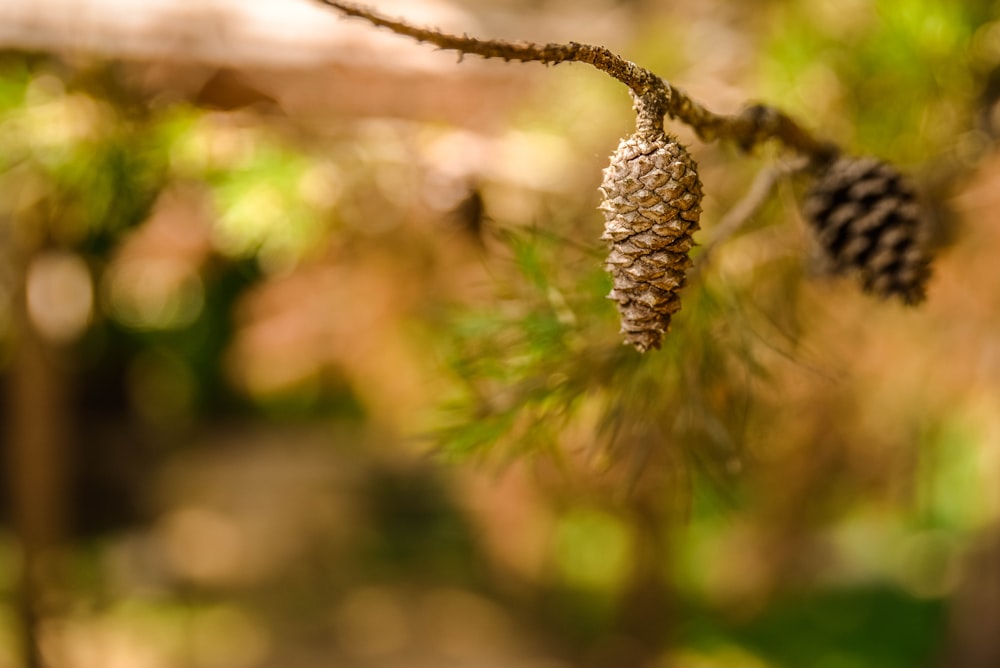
690, 159, 809, 281
317, 1, 839, 161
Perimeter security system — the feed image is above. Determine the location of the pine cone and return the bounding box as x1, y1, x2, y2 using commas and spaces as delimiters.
803, 156, 931, 304
599, 133, 702, 352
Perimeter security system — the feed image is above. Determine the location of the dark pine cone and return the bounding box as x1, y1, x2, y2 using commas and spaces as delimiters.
803, 156, 932, 304
599, 133, 702, 352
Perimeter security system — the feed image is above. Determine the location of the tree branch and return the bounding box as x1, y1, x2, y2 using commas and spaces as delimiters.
317, 1, 839, 161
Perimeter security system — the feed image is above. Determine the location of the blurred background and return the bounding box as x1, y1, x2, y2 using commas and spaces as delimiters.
2, 0, 1000, 666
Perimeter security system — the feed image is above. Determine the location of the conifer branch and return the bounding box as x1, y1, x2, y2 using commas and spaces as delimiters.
317, 1, 838, 161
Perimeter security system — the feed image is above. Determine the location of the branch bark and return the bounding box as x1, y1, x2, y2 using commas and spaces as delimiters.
317, 1, 838, 161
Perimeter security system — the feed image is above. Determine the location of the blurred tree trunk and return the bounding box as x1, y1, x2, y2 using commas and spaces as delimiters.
4, 259, 71, 668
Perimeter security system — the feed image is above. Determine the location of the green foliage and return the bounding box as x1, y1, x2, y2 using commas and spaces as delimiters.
430, 227, 606, 458
428, 221, 758, 487
0, 68, 166, 250
169, 115, 332, 269
680, 585, 945, 668
759, 0, 990, 162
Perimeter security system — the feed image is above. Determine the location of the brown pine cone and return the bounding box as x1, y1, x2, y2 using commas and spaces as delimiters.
599, 133, 702, 352
803, 156, 932, 304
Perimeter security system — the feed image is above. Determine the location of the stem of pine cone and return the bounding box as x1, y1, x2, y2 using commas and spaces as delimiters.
317, 1, 839, 161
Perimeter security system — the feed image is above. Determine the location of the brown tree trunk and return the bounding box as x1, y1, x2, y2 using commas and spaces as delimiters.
4, 267, 71, 668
